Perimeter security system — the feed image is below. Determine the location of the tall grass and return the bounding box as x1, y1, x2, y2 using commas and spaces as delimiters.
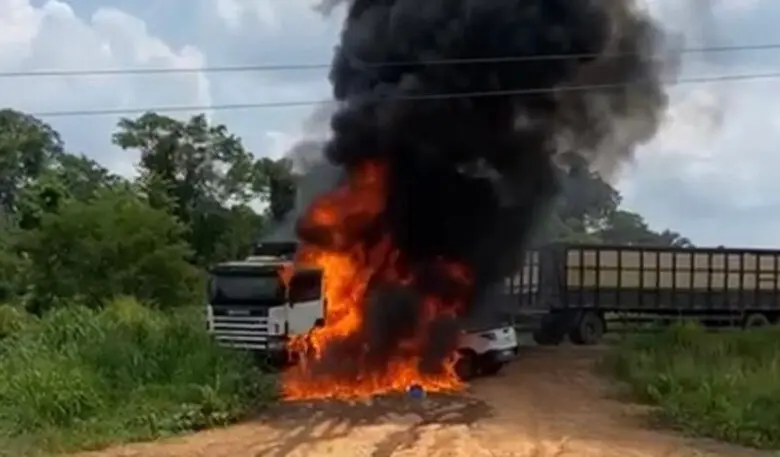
0, 297, 276, 454
604, 323, 780, 449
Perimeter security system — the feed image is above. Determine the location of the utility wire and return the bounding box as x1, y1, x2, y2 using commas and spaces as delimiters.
27, 71, 780, 118
2, 43, 780, 78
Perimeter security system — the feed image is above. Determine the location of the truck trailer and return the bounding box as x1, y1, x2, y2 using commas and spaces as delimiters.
511, 243, 780, 345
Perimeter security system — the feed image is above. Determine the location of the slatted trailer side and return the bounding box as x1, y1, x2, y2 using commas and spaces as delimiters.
525, 244, 780, 346
504, 250, 540, 307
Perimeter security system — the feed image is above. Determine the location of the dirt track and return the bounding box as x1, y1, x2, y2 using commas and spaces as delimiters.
79, 347, 772, 457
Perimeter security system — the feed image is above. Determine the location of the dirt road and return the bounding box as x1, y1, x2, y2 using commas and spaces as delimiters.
80, 347, 771, 457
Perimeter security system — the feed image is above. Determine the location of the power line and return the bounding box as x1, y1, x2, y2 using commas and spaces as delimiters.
28, 71, 780, 118
2, 43, 780, 78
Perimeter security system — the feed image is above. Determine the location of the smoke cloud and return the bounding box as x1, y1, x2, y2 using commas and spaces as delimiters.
262, 104, 342, 242
310, 0, 669, 293
289, 0, 674, 377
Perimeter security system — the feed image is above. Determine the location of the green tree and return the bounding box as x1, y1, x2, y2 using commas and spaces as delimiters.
547, 153, 692, 247
252, 157, 296, 221
112, 113, 255, 211
208, 204, 266, 260
598, 210, 655, 245
112, 113, 259, 264
14, 153, 124, 230
111, 113, 298, 265
49, 153, 123, 201
556, 152, 621, 233
598, 210, 693, 247
20, 187, 202, 314
0, 109, 63, 212
0, 213, 24, 302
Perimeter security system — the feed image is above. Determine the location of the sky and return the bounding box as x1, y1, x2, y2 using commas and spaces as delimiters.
0, 0, 779, 247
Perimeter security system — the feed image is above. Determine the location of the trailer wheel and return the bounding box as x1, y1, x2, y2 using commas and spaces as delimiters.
454, 349, 477, 381
569, 311, 605, 345
743, 313, 770, 329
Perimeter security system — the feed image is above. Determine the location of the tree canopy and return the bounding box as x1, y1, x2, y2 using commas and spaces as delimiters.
0, 108, 690, 313
545, 153, 692, 247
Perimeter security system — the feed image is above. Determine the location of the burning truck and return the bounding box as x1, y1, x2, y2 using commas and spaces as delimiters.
206, 240, 519, 392
210, 0, 670, 401
206, 160, 520, 399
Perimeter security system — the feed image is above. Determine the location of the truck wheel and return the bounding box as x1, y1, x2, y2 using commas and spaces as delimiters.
569, 311, 605, 346
454, 350, 477, 381
743, 313, 770, 329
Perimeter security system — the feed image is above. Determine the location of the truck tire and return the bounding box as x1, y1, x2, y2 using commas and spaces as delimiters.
454, 349, 477, 381
569, 311, 605, 345
532, 312, 568, 346
743, 313, 770, 329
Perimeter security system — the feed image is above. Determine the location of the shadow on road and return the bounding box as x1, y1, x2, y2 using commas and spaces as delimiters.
255, 393, 493, 457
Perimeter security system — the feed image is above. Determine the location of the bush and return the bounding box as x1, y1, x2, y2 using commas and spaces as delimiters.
19, 188, 204, 314
0, 297, 276, 453
604, 323, 780, 449
0, 303, 33, 339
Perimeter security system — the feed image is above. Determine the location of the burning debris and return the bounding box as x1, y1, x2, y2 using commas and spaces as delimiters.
282, 0, 672, 400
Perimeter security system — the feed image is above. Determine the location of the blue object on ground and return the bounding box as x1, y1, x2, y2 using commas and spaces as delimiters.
407, 383, 425, 399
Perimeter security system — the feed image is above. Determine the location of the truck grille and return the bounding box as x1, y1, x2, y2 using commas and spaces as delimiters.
209, 306, 271, 351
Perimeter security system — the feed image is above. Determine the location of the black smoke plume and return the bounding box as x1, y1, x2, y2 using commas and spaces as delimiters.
294, 0, 671, 375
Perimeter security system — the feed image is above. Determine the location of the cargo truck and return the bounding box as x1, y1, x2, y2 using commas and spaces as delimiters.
510, 243, 780, 345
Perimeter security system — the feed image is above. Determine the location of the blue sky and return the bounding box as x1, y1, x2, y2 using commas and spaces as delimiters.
1, 0, 779, 247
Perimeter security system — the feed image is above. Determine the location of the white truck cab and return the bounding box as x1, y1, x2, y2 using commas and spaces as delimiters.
206, 243, 518, 379
206, 254, 324, 362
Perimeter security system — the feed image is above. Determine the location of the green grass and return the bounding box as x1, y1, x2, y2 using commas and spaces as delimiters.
0, 297, 276, 455
603, 323, 780, 449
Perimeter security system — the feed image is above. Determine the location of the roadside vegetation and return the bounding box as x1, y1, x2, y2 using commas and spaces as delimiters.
0, 109, 290, 454
0, 299, 273, 454
604, 323, 780, 449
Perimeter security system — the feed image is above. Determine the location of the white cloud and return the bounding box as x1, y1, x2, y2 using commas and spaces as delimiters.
216, 0, 278, 31
0, 0, 211, 176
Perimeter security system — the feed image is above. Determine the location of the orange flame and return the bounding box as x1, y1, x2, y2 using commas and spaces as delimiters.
282, 161, 470, 401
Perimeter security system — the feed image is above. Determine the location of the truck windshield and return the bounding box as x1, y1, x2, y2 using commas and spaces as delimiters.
210, 274, 282, 305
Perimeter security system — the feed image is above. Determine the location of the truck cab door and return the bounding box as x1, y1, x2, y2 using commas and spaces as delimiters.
287, 271, 325, 334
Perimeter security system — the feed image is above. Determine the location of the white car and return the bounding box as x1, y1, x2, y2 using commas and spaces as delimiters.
455, 325, 518, 380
